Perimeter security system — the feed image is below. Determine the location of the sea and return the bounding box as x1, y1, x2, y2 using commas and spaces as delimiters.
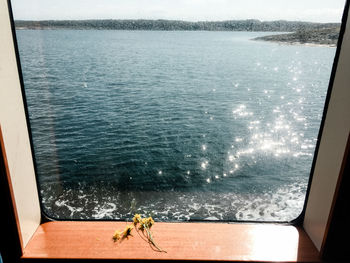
16, 30, 336, 221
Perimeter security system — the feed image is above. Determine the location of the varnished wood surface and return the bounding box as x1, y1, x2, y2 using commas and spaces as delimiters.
22, 221, 320, 262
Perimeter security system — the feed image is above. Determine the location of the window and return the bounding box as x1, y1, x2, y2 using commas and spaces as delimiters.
10, 0, 346, 222
1, 0, 350, 261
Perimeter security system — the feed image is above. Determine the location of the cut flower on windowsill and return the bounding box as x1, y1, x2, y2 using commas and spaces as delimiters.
112, 214, 166, 253
112, 224, 134, 241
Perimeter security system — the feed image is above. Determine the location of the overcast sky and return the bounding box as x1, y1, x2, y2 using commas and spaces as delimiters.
11, 0, 346, 23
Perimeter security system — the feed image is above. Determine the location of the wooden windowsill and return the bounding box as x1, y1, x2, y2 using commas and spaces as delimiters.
22, 221, 320, 262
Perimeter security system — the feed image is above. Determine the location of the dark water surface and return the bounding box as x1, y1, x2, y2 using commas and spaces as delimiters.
16, 30, 335, 221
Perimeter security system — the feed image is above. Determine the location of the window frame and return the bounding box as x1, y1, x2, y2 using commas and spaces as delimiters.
1, 0, 349, 261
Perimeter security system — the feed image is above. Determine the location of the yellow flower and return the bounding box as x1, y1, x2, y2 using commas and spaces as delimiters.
123, 224, 134, 238
133, 214, 142, 225
112, 214, 166, 253
146, 217, 155, 229
113, 230, 122, 241
139, 218, 148, 230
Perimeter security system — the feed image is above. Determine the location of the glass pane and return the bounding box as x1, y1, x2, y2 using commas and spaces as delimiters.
11, 0, 345, 221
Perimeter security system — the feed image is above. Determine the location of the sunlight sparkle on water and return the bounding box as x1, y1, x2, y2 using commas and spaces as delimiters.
232, 105, 253, 117
201, 160, 209, 169
229, 155, 236, 162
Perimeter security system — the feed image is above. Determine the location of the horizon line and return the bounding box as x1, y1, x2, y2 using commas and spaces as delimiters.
13, 18, 341, 24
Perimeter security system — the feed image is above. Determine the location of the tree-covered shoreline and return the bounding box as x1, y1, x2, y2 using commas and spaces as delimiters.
253, 27, 340, 46
15, 19, 339, 32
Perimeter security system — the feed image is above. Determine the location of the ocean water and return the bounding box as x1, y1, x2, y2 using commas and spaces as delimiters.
16, 30, 335, 221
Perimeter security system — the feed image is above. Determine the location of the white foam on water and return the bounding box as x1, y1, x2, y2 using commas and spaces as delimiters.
234, 182, 306, 221
205, 216, 219, 220
92, 202, 117, 219
41, 179, 307, 222
55, 199, 83, 217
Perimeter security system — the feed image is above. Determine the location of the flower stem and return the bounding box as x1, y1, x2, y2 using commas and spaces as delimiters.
142, 223, 167, 253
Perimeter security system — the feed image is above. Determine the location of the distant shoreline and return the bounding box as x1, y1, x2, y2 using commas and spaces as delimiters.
252, 27, 339, 47
15, 19, 340, 46
253, 40, 337, 48
14, 19, 339, 33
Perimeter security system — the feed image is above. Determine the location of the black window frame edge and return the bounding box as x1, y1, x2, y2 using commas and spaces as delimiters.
7, 0, 350, 225
321, 132, 350, 261
0, 129, 23, 263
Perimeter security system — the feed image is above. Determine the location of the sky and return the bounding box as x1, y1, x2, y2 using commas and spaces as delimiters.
11, 0, 346, 23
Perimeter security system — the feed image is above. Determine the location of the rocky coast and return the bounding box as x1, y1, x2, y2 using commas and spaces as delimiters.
253, 27, 340, 46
